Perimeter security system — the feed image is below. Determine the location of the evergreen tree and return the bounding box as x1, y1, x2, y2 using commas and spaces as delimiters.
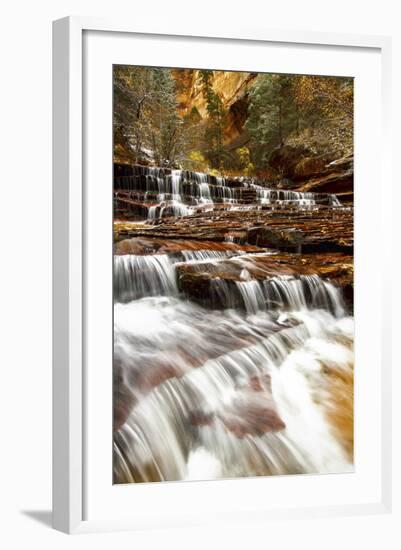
246, 74, 299, 170
147, 69, 181, 165
113, 66, 181, 165
199, 71, 227, 172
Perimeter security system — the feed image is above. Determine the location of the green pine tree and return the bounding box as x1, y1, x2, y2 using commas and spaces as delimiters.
246, 74, 299, 170
199, 71, 227, 172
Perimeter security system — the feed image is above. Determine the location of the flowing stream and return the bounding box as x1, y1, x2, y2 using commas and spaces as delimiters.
113, 243, 354, 483
114, 166, 342, 221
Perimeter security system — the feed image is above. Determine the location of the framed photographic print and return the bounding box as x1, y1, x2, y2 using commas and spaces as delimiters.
52, 16, 392, 533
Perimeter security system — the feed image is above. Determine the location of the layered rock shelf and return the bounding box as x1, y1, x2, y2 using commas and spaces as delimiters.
269, 147, 354, 202
113, 163, 354, 483
176, 251, 353, 311
115, 207, 353, 253
113, 163, 354, 309
114, 236, 263, 256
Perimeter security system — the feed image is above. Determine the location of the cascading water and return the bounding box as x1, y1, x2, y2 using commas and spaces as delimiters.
114, 165, 343, 221
113, 164, 352, 484
114, 254, 178, 302
171, 170, 182, 200
113, 246, 353, 483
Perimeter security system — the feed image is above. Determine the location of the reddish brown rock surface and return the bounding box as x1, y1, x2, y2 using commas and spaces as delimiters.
114, 237, 263, 256
176, 252, 353, 309
114, 207, 353, 253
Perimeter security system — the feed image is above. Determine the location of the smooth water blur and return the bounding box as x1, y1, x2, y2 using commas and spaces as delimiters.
114, 166, 342, 220
113, 250, 353, 483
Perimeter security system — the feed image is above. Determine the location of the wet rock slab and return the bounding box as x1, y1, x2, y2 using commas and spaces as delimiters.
114, 237, 264, 256
114, 207, 353, 253
176, 252, 353, 309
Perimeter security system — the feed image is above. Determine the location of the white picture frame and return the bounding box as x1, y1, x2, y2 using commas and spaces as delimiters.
52, 16, 392, 534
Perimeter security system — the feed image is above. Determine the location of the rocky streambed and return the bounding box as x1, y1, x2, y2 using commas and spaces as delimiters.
113, 164, 354, 484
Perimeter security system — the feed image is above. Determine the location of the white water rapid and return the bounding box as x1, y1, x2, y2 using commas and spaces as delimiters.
114, 165, 342, 221
113, 248, 354, 484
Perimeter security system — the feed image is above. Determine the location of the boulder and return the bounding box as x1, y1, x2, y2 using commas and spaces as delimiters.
298, 169, 354, 198
268, 144, 312, 179
293, 156, 330, 179
247, 227, 303, 252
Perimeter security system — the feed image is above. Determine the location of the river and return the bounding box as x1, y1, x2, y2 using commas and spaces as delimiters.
113, 166, 354, 483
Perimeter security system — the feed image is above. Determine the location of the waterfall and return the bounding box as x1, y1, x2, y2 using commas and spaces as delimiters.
252, 185, 273, 204
199, 183, 212, 203
114, 249, 238, 303
114, 165, 343, 220
213, 274, 345, 317
113, 243, 353, 483
264, 275, 345, 316
250, 184, 320, 208
180, 250, 236, 263
113, 165, 352, 484
235, 280, 267, 314
171, 170, 182, 201
114, 290, 353, 483
148, 205, 158, 220
114, 254, 178, 302
330, 194, 342, 207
